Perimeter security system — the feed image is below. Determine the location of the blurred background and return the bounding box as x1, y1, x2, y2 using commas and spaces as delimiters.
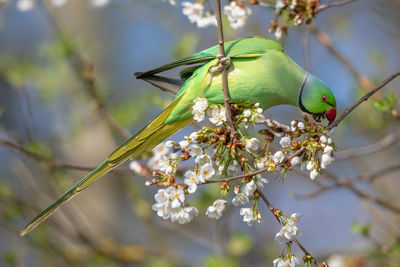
0, 0, 400, 266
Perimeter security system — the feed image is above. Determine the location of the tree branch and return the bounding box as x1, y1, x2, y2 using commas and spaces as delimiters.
318, 0, 358, 12
256, 189, 324, 267
336, 131, 400, 159
328, 71, 400, 129
215, 0, 234, 130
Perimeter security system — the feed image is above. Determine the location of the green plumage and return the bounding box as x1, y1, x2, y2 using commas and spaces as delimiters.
21, 36, 336, 236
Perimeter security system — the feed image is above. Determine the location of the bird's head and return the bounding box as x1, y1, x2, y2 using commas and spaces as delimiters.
299, 73, 336, 125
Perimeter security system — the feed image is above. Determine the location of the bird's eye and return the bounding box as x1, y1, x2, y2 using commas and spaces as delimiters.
321, 95, 327, 102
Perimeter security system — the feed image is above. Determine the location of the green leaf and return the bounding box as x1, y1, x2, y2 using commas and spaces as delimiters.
351, 221, 370, 237
371, 100, 389, 111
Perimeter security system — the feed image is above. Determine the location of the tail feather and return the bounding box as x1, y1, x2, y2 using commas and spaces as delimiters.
21, 95, 191, 236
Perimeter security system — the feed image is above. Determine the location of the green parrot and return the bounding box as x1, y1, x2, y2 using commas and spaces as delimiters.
20, 36, 336, 236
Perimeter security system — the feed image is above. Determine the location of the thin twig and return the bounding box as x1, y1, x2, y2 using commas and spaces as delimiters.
257, 189, 324, 267
336, 131, 400, 159
309, 24, 375, 93
328, 71, 400, 129
200, 147, 305, 185
41, 3, 131, 139
0, 138, 131, 175
215, 0, 234, 130
318, 0, 358, 11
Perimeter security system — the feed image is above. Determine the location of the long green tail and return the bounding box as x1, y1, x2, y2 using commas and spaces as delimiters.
21, 96, 191, 236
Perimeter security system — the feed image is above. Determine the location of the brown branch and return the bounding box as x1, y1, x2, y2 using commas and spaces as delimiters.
41, 3, 131, 139
336, 131, 400, 159
318, 0, 358, 11
328, 71, 400, 129
256, 189, 324, 267
200, 147, 305, 185
0, 138, 131, 175
309, 24, 376, 93
215, 0, 234, 130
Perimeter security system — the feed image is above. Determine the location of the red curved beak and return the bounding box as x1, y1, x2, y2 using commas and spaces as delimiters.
326, 107, 336, 125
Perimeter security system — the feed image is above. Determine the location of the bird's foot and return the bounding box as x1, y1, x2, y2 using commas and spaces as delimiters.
209, 56, 231, 74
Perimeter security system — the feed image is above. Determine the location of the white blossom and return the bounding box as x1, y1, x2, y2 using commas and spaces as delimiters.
166, 186, 185, 208
327, 137, 333, 144
274, 213, 302, 244
209, 105, 227, 126
90, 0, 110, 8
206, 199, 227, 219
184, 170, 200, 193
182, 2, 203, 22
273, 257, 301, 267
153, 143, 169, 157
199, 163, 215, 181
17, 0, 34, 12
240, 208, 260, 226
192, 97, 208, 121
244, 180, 256, 197
321, 153, 335, 169
273, 151, 285, 164
275, 27, 283, 39
320, 135, 327, 144
129, 161, 146, 175
172, 206, 199, 224
243, 109, 251, 118
196, 12, 217, 28
232, 192, 249, 206
256, 157, 267, 169
245, 137, 260, 152
193, 109, 205, 122
253, 113, 265, 123
195, 153, 212, 166
188, 144, 202, 157
279, 136, 291, 148
309, 169, 319, 180
275, 0, 285, 11
290, 156, 300, 166
306, 161, 314, 171
189, 131, 199, 143
297, 122, 305, 130
165, 140, 175, 148
256, 176, 269, 189
227, 164, 238, 176
324, 145, 334, 154
224, 1, 252, 29
179, 140, 189, 150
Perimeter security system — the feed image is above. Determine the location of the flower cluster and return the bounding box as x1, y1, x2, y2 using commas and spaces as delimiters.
164, 1, 252, 29
223, 1, 252, 29
152, 186, 199, 224
130, 96, 336, 266
257, 119, 336, 181
269, 0, 320, 39
181, 1, 217, 28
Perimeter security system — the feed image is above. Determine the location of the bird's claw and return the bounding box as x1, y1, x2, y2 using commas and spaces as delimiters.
209, 56, 231, 74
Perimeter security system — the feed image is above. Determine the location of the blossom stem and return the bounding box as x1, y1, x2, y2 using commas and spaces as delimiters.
256, 189, 324, 267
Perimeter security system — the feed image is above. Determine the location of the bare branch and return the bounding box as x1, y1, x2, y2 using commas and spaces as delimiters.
328, 71, 400, 129
0, 138, 131, 175
215, 0, 235, 130
318, 0, 358, 11
309, 24, 376, 93
336, 131, 400, 159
